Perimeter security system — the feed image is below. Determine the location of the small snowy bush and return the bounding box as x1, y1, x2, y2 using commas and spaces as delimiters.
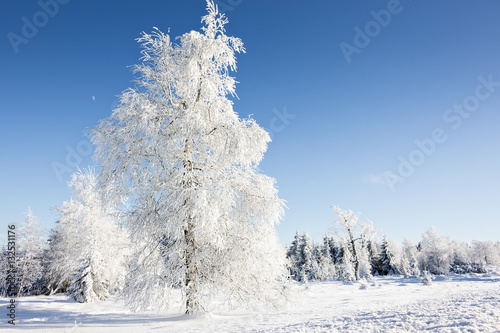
359, 279, 369, 290
421, 271, 434, 286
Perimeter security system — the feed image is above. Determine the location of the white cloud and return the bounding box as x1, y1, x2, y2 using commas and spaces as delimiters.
364, 174, 387, 186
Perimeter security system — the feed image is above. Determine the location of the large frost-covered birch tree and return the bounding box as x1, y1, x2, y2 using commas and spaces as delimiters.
92, 1, 287, 314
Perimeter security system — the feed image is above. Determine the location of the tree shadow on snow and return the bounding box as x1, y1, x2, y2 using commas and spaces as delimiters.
0, 297, 194, 330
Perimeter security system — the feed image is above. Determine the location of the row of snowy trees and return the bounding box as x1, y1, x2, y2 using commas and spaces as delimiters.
0, 170, 130, 301
287, 213, 500, 283
1, 209, 45, 297
5, 203, 499, 300
0, 209, 45, 297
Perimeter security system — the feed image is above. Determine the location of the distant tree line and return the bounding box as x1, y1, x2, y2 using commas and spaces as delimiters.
2, 204, 499, 300
286, 206, 499, 283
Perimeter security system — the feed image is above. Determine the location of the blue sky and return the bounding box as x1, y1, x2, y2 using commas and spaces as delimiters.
1, 0, 500, 245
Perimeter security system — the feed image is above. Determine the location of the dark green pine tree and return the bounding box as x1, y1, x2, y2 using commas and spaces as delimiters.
322, 236, 333, 261
379, 237, 397, 275
366, 240, 382, 275
287, 230, 303, 281
334, 242, 344, 266
324, 236, 342, 265
298, 233, 315, 282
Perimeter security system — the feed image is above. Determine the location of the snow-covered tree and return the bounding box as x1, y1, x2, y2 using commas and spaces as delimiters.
297, 233, 315, 282
287, 233, 336, 282
43, 221, 76, 294
358, 231, 375, 280
56, 169, 129, 303
331, 205, 373, 281
287, 231, 302, 280
450, 241, 471, 265
496, 242, 500, 263
91, 1, 287, 314
314, 239, 336, 280
401, 238, 420, 277
366, 239, 381, 275
448, 240, 486, 274
419, 227, 452, 275
16, 208, 45, 296
321, 235, 341, 267
472, 240, 500, 266
0, 245, 8, 297
338, 239, 356, 282
377, 236, 400, 275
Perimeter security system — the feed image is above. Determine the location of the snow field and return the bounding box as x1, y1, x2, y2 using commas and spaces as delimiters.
2, 268, 499, 332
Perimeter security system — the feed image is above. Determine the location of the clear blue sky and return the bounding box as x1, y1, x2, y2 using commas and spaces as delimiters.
1, 0, 500, 245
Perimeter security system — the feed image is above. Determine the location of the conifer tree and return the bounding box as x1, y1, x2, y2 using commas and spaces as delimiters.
379, 236, 397, 275
287, 231, 302, 280
315, 240, 336, 280
298, 233, 315, 282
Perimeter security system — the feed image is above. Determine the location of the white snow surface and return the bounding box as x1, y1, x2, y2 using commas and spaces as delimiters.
2, 267, 500, 332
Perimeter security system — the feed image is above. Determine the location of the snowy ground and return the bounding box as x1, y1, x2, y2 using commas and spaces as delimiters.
2, 268, 500, 332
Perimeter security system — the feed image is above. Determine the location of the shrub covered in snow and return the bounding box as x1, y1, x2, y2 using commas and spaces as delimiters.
421, 271, 434, 285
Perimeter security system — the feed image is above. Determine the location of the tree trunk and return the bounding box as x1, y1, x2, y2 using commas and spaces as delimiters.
183, 139, 199, 314
347, 225, 360, 281
184, 221, 198, 314
16, 261, 28, 297
183, 78, 205, 315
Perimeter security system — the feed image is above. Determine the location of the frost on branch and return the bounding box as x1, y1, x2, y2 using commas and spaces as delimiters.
418, 227, 453, 275
56, 168, 129, 303
332, 205, 374, 281
16, 208, 45, 296
92, 0, 287, 314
